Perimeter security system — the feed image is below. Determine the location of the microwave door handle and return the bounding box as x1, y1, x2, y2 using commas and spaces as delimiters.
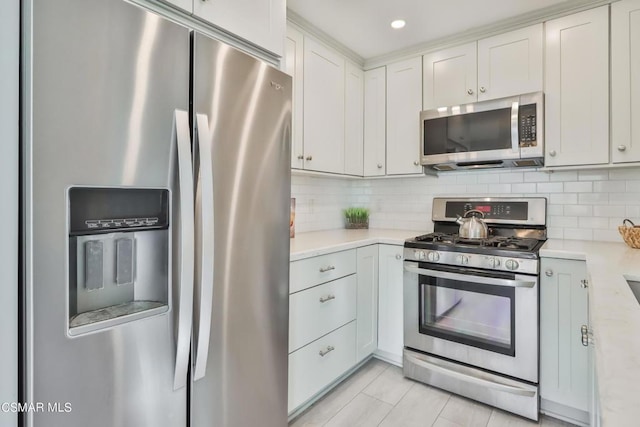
193, 113, 214, 382
403, 265, 535, 288
511, 101, 519, 154
172, 109, 195, 391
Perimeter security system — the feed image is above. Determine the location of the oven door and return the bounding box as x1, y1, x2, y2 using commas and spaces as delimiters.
403, 261, 538, 383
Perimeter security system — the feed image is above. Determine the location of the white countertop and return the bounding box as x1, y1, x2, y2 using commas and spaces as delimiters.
289, 228, 424, 261
541, 240, 640, 426
291, 230, 640, 425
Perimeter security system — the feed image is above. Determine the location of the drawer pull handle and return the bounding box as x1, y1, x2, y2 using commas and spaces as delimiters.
319, 294, 336, 303
319, 346, 335, 357
319, 265, 336, 273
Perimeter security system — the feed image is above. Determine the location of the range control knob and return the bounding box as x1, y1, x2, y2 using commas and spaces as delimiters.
505, 259, 520, 271
426, 251, 440, 262
457, 255, 469, 265
487, 257, 500, 268
413, 250, 426, 261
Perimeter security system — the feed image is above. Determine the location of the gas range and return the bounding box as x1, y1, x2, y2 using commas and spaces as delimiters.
404, 197, 548, 275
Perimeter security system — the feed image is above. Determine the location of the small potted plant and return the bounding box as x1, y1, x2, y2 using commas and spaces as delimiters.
343, 207, 369, 229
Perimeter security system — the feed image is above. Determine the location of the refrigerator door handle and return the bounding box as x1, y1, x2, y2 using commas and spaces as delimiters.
173, 109, 195, 391
193, 113, 214, 381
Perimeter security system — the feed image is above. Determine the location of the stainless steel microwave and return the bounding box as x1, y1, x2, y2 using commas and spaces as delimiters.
420, 92, 544, 171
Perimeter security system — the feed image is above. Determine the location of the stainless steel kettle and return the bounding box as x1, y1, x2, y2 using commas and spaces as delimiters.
456, 210, 489, 239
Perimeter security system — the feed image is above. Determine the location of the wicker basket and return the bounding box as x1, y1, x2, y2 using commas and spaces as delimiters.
618, 219, 640, 249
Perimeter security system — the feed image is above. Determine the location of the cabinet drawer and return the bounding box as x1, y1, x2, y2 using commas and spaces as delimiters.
289, 275, 357, 352
288, 321, 357, 412
290, 249, 356, 293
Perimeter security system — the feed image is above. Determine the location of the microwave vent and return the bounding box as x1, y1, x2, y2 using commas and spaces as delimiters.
514, 159, 542, 167
433, 164, 455, 171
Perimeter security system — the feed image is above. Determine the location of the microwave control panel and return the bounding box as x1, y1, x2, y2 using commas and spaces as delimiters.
518, 103, 537, 147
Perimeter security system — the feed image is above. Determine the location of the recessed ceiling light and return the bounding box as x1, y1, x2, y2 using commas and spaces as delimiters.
391, 19, 406, 29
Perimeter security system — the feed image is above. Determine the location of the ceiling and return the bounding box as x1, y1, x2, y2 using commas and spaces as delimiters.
287, 0, 595, 60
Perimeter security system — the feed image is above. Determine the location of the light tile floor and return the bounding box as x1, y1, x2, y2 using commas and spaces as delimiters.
290, 358, 577, 427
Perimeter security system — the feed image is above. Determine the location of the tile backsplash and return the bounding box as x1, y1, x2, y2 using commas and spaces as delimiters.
291, 167, 640, 242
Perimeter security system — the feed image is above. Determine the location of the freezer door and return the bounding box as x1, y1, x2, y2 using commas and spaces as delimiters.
191, 33, 292, 427
23, 0, 190, 425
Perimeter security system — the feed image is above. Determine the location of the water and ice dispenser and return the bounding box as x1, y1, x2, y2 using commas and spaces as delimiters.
68, 187, 170, 335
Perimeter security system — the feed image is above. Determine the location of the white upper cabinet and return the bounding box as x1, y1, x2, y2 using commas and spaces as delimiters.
423, 25, 543, 109
423, 42, 477, 109
344, 62, 364, 176
363, 67, 386, 177
386, 57, 423, 175
477, 24, 543, 101
193, 0, 286, 56
285, 26, 304, 169
545, 6, 609, 167
303, 38, 345, 174
612, 0, 640, 164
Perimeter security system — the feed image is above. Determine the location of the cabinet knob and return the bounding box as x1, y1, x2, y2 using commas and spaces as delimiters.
549, 150, 557, 157
618, 145, 627, 152
306, 156, 313, 161
413, 160, 420, 166
467, 89, 474, 95
545, 269, 553, 277
377, 163, 383, 169
297, 154, 304, 160
581, 279, 589, 288
395, 254, 402, 260
479, 86, 486, 93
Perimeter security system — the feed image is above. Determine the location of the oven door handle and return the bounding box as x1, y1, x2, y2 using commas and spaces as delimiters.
405, 353, 536, 397
403, 265, 536, 288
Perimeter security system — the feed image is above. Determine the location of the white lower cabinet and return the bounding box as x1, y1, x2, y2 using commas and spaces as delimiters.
376, 244, 404, 365
540, 257, 591, 425
356, 245, 378, 362
289, 275, 357, 352
288, 321, 357, 412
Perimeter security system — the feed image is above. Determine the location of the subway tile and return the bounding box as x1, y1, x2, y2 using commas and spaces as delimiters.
593, 181, 624, 193
593, 229, 623, 243
578, 169, 610, 181
536, 182, 564, 193
547, 227, 564, 239
593, 205, 625, 217
548, 216, 578, 228
563, 205, 592, 216
498, 172, 524, 183
564, 181, 593, 193
610, 192, 640, 204
578, 193, 609, 205
477, 174, 501, 184
626, 181, 640, 192
465, 184, 490, 194
609, 168, 640, 180
547, 205, 564, 216
563, 228, 593, 241
549, 193, 578, 204
578, 217, 609, 229
524, 171, 550, 182
549, 171, 578, 182
512, 183, 537, 193
627, 206, 640, 218
456, 174, 478, 184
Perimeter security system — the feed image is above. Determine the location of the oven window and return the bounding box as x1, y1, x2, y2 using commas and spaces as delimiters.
419, 274, 515, 356
423, 108, 513, 156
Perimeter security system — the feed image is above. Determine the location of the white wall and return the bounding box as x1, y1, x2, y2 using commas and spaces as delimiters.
292, 167, 640, 242
0, 0, 19, 425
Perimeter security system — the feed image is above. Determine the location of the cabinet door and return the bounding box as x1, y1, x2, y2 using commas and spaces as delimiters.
423, 42, 477, 109
344, 62, 364, 176
356, 245, 378, 362
387, 57, 423, 175
377, 244, 404, 365
285, 26, 304, 169
540, 258, 590, 419
477, 24, 543, 101
612, 0, 640, 163
303, 38, 345, 174
363, 67, 386, 176
545, 6, 609, 167
193, 0, 285, 56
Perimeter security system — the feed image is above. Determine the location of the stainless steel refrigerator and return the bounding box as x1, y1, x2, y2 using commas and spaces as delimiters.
21, 0, 291, 426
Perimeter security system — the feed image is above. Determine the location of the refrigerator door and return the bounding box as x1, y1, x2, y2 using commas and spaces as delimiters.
191, 33, 292, 427
23, 0, 190, 425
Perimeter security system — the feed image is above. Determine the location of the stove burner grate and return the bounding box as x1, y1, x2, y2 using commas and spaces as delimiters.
414, 233, 540, 252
